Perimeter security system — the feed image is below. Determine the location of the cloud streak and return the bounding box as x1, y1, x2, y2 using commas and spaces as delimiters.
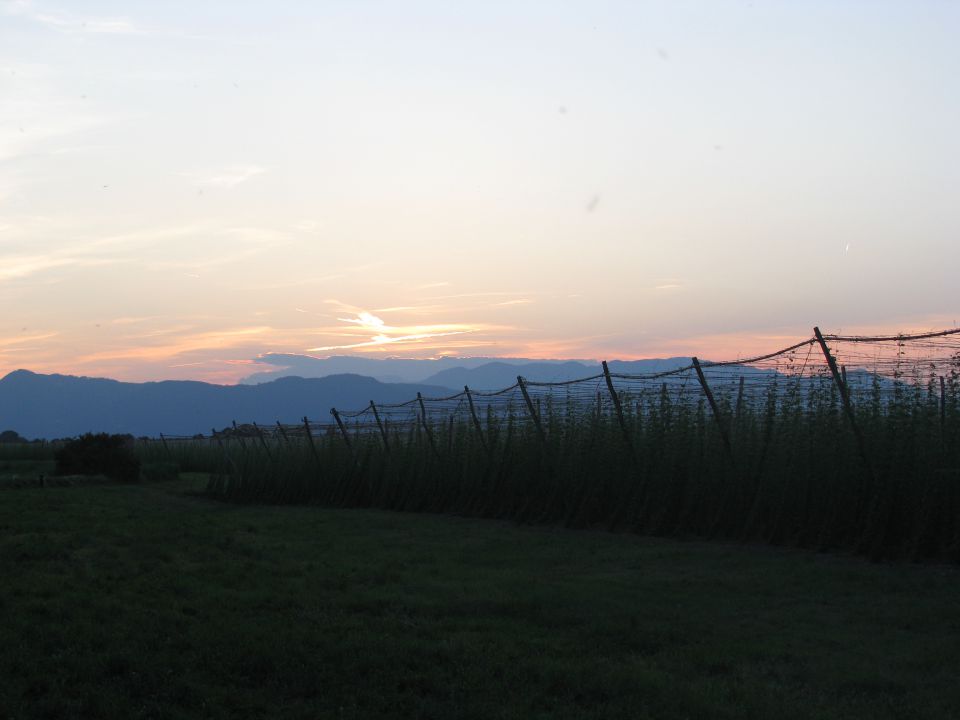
181, 165, 266, 189
4, 1, 142, 35
305, 311, 482, 353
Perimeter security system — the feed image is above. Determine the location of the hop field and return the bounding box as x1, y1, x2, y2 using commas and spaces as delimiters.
148, 329, 960, 563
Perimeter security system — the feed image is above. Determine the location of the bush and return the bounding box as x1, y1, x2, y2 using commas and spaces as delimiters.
54, 433, 141, 482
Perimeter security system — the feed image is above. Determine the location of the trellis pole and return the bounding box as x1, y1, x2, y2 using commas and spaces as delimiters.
940, 375, 947, 453
517, 376, 546, 446
212, 428, 241, 481
231, 420, 248, 453
369, 401, 390, 453
302, 416, 322, 466
329, 408, 352, 452
602, 361, 635, 457
252, 422, 273, 462
464, 386, 488, 453
692, 358, 735, 465
813, 327, 873, 480
416, 393, 440, 458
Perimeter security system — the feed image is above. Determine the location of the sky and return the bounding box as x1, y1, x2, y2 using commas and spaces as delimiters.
1, 0, 958, 383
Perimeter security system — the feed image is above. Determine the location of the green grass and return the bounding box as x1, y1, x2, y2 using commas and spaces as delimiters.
0, 458, 55, 487
2, 476, 959, 719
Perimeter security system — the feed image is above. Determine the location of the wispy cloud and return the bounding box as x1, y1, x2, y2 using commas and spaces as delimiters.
4, 1, 142, 35
0, 331, 58, 348
0, 254, 124, 282
653, 278, 683, 290
0, 220, 293, 287
77, 326, 272, 363
492, 298, 532, 307
181, 165, 265, 189
305, 311, 482, 353
416, 281, 450, 290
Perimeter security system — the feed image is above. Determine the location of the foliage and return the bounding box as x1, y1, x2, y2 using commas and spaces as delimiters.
159, 372, 960, 563
55, 433, 141, 482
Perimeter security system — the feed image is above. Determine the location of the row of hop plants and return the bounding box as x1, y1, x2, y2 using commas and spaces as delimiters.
153, 367, 960, 563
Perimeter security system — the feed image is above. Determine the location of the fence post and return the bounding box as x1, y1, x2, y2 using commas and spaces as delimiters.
416, 393, 440, 458
941, 375, 947, 452
276, 421, 291, 446
734, 376, 746, 420
159, 432, 172, 459
602, 361, 635, 455
212, 428, 241, 482
464, 386, 489, 453
813, 327, 874, 479
517, 376, 547, 445
302, 416, 322, 466
231, 420, 248, 454
447, 415, 455, 456
252, 422, 273, 462
692, 357, 735, 465
329, 409, 353, 452
369, 401, 390, 453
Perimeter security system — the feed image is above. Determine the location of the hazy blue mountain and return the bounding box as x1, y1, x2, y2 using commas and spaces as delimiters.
422, 361, 596, 390
0, 370, 456, 440
239, 353, 590, 385
421, 358, 700, 390
604, 358, 695, 375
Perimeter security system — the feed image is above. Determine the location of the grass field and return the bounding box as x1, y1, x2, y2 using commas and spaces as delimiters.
2, 476, 959, 719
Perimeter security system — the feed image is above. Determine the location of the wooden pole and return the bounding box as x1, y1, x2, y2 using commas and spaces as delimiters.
813, 326, 873, 479
329, 409, 353, 452
464, 386, 488, 453
302, 416, 322, 466
276, 421, 291, 446
941, 375, 947, 452
212, 428, 241, 480
692, 357, 735, 464
252, 422, 273, 462
447, 414, 455, 456
159, 432, 172, 459
517, 376, 546, 445
416, 393, 439, 458
734, 376, 746, 421
602, 361, 634, 452
369, 401, 390, 453
231, 420, 248, 453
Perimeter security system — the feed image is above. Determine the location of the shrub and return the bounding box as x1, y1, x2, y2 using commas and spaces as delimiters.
54, 433, 141, 482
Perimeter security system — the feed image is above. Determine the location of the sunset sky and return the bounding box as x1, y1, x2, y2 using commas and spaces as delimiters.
2, 0, 958, 383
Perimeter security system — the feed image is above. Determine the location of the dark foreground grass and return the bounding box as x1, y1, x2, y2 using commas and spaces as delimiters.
2, 477, 959, 720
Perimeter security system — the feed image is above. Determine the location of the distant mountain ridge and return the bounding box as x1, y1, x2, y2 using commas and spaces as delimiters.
242, 354, 698, 388
1, 357, 708, 439
419, 358, 698, 390
0, 370, 456, 440
240, 354, 597, 385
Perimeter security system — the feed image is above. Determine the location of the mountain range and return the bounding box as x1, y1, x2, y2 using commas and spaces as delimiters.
239, 353, 589, 385
0, 357, 698, 439
0, 370, 453, 440
241, 354, 695, 388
